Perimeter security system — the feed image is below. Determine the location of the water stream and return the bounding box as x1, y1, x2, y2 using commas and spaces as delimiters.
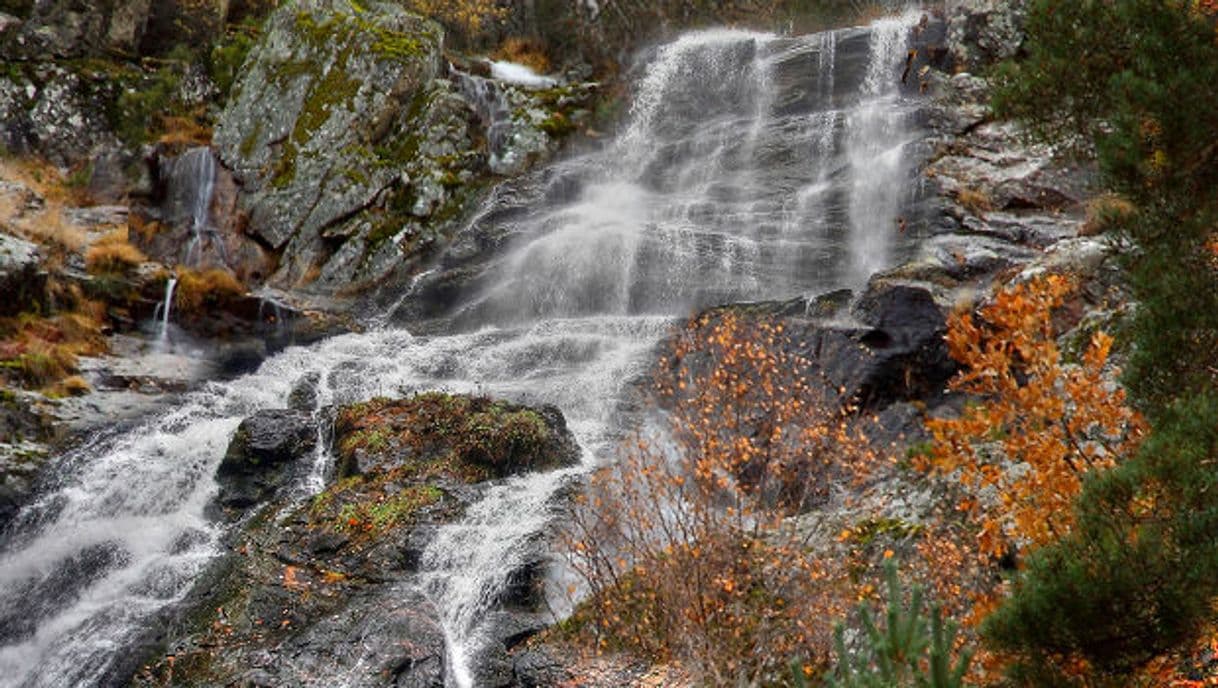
0, 11, 930, 687
175, 146, 227, 270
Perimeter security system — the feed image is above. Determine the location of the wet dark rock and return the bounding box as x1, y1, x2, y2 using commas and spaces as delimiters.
287, 372, 321, 411
216, 409, 316, 508
138, 0, 226, 57
0, 438, 48, 527
672, 282, 956, 415
511, 649, 572, 688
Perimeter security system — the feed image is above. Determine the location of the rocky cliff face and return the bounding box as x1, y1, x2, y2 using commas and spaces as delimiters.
214, 1, 447, 285
209, 0, 596, 296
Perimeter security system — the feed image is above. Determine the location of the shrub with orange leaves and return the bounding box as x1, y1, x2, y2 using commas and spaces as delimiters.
921, 275, 1145, 562
564, 312, 878, 686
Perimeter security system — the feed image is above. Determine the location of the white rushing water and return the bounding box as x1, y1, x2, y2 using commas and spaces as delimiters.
175, 146, 228, 270
153, 276, 178, 348
0, 11, 929, 687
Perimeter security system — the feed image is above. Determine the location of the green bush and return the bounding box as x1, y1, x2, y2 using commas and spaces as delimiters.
208, 20, 260, 100
983, 393, 1218, 682
986, 1, 1218, 679
804, 560, 972, 688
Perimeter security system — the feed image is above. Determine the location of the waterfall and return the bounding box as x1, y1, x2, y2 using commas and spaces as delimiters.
155, 276, 177, 348
174, 147, 228, 269
451, 69, 521, 175
845, 13, 922, 282
0, 12, 932, 687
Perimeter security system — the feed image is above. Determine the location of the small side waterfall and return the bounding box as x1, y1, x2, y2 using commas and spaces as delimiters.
452, 69, 521, 175
173, 147, 228, 269
154, 276, 178, 347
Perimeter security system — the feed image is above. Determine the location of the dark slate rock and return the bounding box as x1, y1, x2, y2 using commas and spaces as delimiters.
216, 409, 316, 508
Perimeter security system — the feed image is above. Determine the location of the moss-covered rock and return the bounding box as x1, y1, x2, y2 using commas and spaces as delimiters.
214, 0, 447, 285
130, 392, 579, 687
0, 0, 153, 60
334, 392, 578, 480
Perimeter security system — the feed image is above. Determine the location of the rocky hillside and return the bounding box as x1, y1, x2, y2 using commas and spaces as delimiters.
8, 0, 1210, 686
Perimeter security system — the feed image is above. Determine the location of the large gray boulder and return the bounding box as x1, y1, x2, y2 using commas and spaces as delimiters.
0, 65, 119, 166
0, 229, 45, 317
214, 0, 448, 286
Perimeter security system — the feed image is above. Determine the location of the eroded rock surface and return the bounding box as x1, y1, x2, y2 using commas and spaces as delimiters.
133, 393, 579, 687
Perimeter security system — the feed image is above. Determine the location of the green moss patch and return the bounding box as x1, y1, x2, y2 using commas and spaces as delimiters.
334, 391, 556, 479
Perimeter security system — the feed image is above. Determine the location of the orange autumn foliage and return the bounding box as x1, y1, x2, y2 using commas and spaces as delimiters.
923, 275, 1146, 561
564, 312, 876, 685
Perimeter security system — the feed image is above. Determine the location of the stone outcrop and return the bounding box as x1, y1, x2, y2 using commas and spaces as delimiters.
0, 64, 122, 166
213, 0, 596, 298
0, 229, 45, 317
132, 393, 579, 687
945, 0, 1029, 72
0, 0, 150, 59
213, 0, 449, 289
216, 408, 317, 508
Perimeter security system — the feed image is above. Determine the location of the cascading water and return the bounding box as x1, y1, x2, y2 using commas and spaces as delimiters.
845, 14, 922, 281
174, 147, 228, 270
0, 11, 933, 688
153, 276, 178, 347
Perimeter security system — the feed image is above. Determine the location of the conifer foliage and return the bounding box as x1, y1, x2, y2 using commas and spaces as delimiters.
983, 0, 1218, 681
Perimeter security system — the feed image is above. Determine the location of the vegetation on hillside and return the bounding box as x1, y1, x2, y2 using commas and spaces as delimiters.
982, 1, 1218, 683
564, 2, 1218, 686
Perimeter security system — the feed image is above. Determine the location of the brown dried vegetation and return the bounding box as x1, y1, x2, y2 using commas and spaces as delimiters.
564, 313, 880, 686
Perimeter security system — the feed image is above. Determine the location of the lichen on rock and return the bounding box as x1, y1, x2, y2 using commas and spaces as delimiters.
215, 0, 448, 289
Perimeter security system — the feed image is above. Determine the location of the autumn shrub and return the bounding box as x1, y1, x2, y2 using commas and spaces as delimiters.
398, 0, 504, 39
984, 1, 1218, 680
173, 267, 245, 317
984, 392, 1218, 681
993, 0, 1218, 416
492, 37, 550, 73
922, 275, 1144, 561
564, 313, 878, 686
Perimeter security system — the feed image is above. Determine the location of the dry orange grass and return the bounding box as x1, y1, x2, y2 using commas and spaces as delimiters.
174, 267, 245, 316
4, 204, 88, 253
129, 213, 166, 244
0, 301, 108, 393
85, 228, 147, 275
0, 157, 90, 206
0, 160, 90, 252
955, 186, 994, 216
158, 112, 213, 148
1081, 193, 1136, 237
492, 37, 550, 74
47, 374, 92, 398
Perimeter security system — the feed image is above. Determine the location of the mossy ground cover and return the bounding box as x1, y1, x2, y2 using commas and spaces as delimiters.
334, 391, 554, 479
